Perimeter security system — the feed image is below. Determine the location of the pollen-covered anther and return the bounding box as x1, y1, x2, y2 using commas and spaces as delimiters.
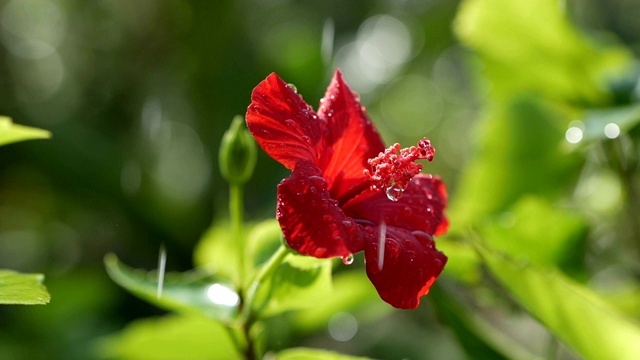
365, 137, 435, 194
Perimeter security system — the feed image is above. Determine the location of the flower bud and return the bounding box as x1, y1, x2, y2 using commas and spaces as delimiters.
219, 115, 257, 184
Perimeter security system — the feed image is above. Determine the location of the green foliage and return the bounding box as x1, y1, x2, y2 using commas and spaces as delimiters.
194, 219, 282, 287
104, 254, 239, 324
474, 241, 640, 360
455, 0, 631, 103
0, 270, 50, 305
0, 116, 50, 146
478, 196, 587, 269
251, 253, 332, 318
449, 96, 584, 229
98, 315, 240, 360
277, 348, 372, 360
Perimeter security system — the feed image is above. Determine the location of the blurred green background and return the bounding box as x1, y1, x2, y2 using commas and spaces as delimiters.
1, 0, 640, 359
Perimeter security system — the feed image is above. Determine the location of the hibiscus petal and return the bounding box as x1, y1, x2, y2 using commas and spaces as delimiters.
246, 73, 324, 170
364, 226, 447, 309
317, 70, 386, 203
276, 160, 371, 258
342, 174, 449, 236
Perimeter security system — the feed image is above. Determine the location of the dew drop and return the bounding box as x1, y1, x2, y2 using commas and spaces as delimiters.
287, 83, 298, 93
402, 206, 413, 216
285, 119, 296, 127
342, 253, 354, 265
386, 185, 403, 201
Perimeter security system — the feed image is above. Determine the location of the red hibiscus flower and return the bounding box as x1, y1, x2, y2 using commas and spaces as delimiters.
245, 70, 448, 309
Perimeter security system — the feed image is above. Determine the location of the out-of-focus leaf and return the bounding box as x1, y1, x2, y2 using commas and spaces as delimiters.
474, 241, 640, 360
430, 286, 540, 360
449, 96, 583, 229
455, 0, 631, 103
437, 239, 481, 283
291, 271, 390, 333
0, 270, 50, 305
246, 219, 283, 272
104, 254, 239, 324
98, 315, 240, 360
579, 104, 640, 142
193, 219, 282, 287
253, 254, 332, 318
193, 221, 241, 285
0, 116, 51, 146
479, 196, 587, 269
277, 347, 371, 360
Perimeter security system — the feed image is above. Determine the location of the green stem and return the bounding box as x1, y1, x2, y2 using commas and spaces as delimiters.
239, 243, 289, 360
242, 243, 289, 321
229, 183, 245, 284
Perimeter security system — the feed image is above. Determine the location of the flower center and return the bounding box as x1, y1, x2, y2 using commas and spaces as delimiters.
364, 137, 435, 201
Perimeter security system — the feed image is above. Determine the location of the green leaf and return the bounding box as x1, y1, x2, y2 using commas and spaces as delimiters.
579, 104, 640, 143
474, 240, 640, 360
449, 96, 583, 229
194, 219, 282, 287
478, 196, 587, 269
277, 347, 372, 360
0, 270, 50, 305
291, 271, 390, 333
253, 253, 332, 318
104, 254, 239, 324
455, 0, 630, 103
193, 221, 241, 285
98, 315, 241, 360
0, 116, 51, 146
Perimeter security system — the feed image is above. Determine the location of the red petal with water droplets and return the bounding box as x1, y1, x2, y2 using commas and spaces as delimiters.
317, 70, 386, 203
276, 160, 370, 258
343, 174, 448, 236
364, 226, 447, 309
246, 73, 324, 170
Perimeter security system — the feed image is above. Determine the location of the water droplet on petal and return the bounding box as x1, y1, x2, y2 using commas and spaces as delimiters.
342, 253, 354, 265
402, 206, 413, 216
285, 119, 296, 127
386, 185, 403, 201
287, 83, 298, 93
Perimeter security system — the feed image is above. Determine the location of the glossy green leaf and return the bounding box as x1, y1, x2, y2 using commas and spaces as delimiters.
252, 253, 332, 318
0, 270, 50, 305
104, 254, 239, 324
475, 241, 640, 360
479, 196, 587, 269
455, 0, 630, 103
98, 315, 240, 360
277, 347, 372, 360
0, 116, 51, 146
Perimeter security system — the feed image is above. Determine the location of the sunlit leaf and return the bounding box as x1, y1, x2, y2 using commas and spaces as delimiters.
277, 347, 372, 360
474, 240, 640, 360
104, 254, 239, 324
455, 0, 631, 103
0, 270, 50, 305
579, 104, 640, 142
193, 221, 241, 285
0, 116, 51, 146
98, 315, 240, 360
193, 219, 282, 287
252, 254, 332, 318
291, 271, 390, 333
478, 196, 587, 269
449, 96, 583, 229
